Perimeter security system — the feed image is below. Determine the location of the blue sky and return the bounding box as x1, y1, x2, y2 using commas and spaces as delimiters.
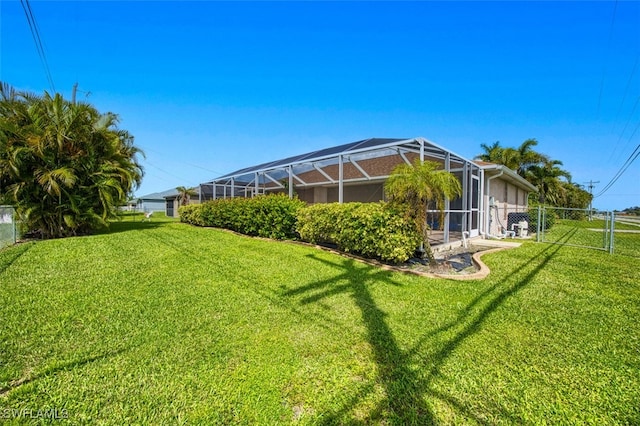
1, 1, 639, 210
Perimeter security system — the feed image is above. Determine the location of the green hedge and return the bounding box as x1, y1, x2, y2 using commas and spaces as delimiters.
181, 197, 421, 263
296, 202, 421, 263
179, 194, 306, 240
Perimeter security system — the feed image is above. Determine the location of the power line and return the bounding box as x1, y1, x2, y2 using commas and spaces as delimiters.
19, 0, 55, 93
614, 55, 639, 124
611, 95, 640, 163
596, 147, 639, 197
140, 170, 183, 187
595, 136, 640, 197
141, 146, 224, 175
608, 55, 640, 163
596, 0, 619, 117
144, 159, 196, 184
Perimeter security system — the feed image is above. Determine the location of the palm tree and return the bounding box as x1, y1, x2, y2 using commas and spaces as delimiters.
476, 138, 579, 209
514, 138, 549, 177
0, 82, 143, 238
526, 159, 571, 205
476, 141, 504, 163
475, 138, 549, 178
384, 159, 462, 264
176, 186, 197, 206
476, 142, 522, 172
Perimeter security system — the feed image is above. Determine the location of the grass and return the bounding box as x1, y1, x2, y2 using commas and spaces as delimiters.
1, 217, 639, 424
538, 218, 640, 258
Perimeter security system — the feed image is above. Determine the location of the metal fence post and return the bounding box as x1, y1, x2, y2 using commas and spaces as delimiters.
532, 207, 618, 254
536, 206, 542, 242
609, 211, 615, 254
12, 207, 17, 244
603, 211, 609, 250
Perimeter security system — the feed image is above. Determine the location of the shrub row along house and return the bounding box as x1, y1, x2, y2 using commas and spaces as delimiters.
192, 137, 535, 244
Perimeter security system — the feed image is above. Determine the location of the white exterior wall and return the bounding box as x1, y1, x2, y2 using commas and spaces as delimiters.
137, 199, 166, 213
485, 178, 530, 236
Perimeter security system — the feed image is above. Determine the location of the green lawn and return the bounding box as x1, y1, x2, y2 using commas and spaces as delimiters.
538, 217, 640, 258
1, 218, 639, 424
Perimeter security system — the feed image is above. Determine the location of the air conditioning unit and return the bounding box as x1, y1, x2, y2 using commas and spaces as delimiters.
518, 220, 529, 237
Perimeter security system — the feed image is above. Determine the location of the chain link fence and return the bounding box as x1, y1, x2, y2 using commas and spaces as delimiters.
491, 205, 624, 255
531, 206, 615, 254
0, 205, 20, 249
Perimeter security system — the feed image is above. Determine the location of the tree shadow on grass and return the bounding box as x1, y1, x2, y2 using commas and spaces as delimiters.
0, 241, 34, 275
284, 255, 435, 424
286, 228, 578, 424
95, 219, 168, 235
0, 346, 129, 398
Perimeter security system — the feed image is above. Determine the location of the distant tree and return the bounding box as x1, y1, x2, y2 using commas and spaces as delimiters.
623, 206, 640, 216
385, 159, 462, 264
176, 186, 197, 206
561, 181, 592, 210
0, 82, 143, 238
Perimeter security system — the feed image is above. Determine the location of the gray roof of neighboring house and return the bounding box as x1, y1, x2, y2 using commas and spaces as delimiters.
137, 189, 179, 201
138, 187, 202, 202
164, 188, 202, 200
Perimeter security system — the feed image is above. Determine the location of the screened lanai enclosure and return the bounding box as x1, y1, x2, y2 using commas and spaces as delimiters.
199, 137, 488, 245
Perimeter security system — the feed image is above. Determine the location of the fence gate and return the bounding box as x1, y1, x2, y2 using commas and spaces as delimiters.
0, 205, 18, 249
533, 206, 615, 254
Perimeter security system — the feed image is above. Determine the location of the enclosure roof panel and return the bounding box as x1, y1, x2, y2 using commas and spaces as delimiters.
212, 138, 408, 180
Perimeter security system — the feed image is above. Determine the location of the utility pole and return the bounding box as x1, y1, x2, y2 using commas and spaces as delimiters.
71, 82, 78, 104
584, 180, 600, 221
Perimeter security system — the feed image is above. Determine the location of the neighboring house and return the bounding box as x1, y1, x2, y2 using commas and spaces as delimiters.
136, 189, 178, 213
198, 137, 536, 244
164, 188, 201, 218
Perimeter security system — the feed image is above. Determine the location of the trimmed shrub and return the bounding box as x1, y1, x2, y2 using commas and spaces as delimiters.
297, 202, 421, 263
182, 197, 421, 263
179, 194, 306, 240
177, 204, 201, 225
